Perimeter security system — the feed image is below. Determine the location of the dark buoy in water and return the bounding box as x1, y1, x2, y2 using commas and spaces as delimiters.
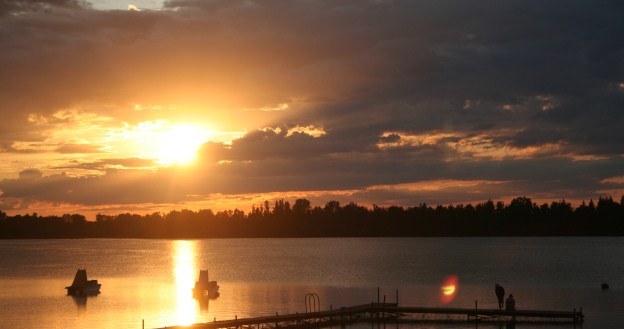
601, 283, 609, 290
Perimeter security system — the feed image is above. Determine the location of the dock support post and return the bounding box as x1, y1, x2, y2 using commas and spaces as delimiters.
474, 300, 478, 323
382, 297, 386, 329
575, 307, 583, 324
579, 307, 583, 323
395, 290, 399, 329
377, 287, 380, 303
381, 295, 386, 328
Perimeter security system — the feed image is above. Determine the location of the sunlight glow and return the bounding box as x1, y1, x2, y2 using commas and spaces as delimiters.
118, 121, 214, 165
153, 125, 211, 165
286, 125, 326, 138
173, 240, 198, 326
377, 130, 566, 161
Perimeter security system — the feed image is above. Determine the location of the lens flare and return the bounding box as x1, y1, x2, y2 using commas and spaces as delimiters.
440, 275, 458, 304
442, 285, 456, 296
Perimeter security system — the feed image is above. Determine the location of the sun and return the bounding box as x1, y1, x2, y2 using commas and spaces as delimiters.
152, 124, 211, 165
109, 120, 215, 166
123, 122, 212, 165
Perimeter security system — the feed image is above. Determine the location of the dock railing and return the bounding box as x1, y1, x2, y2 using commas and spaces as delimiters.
157, 301, 583, 329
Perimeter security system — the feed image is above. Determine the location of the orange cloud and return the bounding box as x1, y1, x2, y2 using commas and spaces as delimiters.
601, 176, 624, 185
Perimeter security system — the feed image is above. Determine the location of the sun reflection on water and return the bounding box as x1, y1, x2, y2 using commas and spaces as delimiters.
173, 240, 198, 326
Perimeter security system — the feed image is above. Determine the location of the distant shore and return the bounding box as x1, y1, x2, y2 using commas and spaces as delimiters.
2, 196, 623, 238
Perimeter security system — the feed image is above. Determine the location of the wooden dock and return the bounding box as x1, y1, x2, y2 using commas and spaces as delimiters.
158, 302, 584, 329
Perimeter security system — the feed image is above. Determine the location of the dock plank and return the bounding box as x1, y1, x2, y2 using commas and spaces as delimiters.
157, 302, 583, 329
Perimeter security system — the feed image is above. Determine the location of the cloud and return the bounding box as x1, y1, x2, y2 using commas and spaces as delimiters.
286, 125, 326, 138
18, 168, 43, 180
1, 0, 624, 213
53, 157, 158, 171
55, 144, 104, 154
2, 139, 623, 208
0, 169, 182, 205
601, 176, 624, 185
0, 0, 88, 16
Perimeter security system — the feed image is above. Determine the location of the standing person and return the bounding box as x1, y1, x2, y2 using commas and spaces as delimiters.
495, 284, 505, 310
505, 294, 516, 311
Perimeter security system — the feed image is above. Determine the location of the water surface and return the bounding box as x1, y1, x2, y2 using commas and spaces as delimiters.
0, 237, 621, 328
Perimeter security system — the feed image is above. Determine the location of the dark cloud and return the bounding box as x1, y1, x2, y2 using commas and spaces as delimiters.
0, 170, 182, 205
379, 133, 401, 144
0, 0, 88, 16
18, 168, 43, 180
2, 138, 623, 207
53, 157, 158, 171
55, 144, 103, 154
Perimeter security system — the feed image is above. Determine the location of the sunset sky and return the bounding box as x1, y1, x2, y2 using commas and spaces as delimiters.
1, 0, 623, 218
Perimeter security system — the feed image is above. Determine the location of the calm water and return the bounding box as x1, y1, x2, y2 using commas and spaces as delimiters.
0, 237, 622, 329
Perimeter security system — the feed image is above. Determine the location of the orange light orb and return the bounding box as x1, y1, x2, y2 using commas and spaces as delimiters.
440, 275, 458, 304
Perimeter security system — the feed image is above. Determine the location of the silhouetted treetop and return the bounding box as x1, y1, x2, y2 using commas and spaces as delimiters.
1, 196, 623, 238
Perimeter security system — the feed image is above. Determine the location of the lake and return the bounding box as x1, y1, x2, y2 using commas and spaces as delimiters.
0, 237, 621, 329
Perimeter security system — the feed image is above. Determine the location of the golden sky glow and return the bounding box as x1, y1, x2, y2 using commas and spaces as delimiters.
0, 0, 623, 217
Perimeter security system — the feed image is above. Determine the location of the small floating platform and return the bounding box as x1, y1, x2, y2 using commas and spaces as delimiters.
193, 270, 219, 299
65, 269, 101, 296
159, 302, 583, 329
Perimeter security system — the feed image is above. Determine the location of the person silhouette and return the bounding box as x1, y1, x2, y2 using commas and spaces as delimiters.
505, 294, 516, 322
495, 284, 505, 309
505, 294, 515, 311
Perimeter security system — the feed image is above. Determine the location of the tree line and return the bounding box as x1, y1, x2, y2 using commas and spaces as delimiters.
1, 196, 623, 238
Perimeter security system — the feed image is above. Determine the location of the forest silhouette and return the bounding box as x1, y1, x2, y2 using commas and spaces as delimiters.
1, 196, 623, 238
